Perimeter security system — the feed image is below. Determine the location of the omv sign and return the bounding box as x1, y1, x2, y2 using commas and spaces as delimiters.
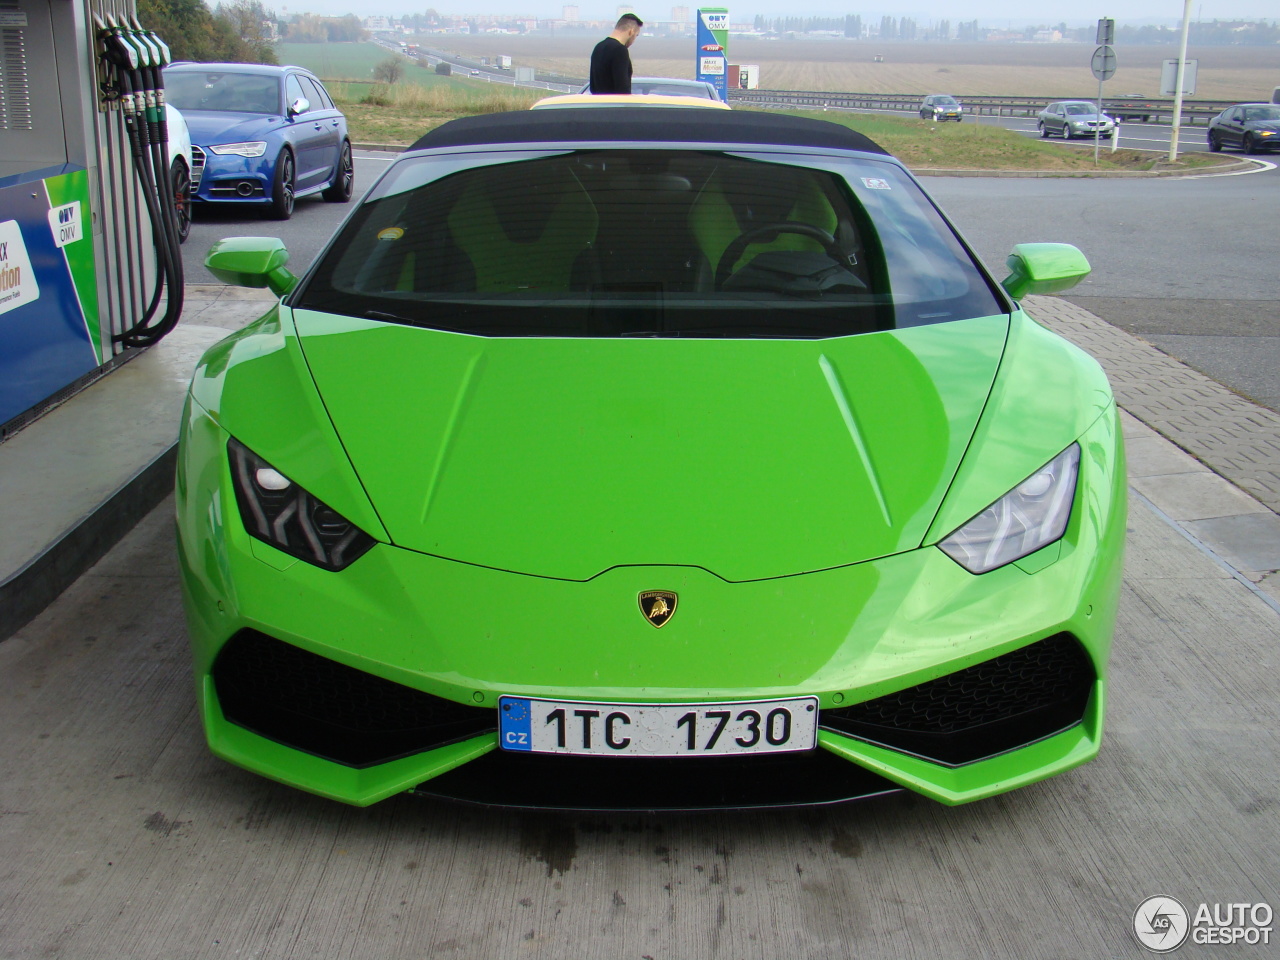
697, 8, 729, 101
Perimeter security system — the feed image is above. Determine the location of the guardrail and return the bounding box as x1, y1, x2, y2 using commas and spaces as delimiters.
372, 40, 1238, 124
728, 89, 1235, 126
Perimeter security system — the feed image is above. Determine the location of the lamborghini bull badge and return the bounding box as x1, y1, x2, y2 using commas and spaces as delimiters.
638, 590, 678, 628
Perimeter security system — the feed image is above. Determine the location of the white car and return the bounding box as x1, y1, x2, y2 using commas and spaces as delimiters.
165, 103, 194, 243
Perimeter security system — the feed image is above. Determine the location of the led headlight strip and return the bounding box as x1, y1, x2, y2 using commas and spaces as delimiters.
208, 141, 268, 157
939, 444, 1080, 574
228, 438, 375, 571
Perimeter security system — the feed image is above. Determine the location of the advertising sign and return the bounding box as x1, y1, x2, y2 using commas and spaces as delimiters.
696, 8, 729, 101
0, 168, 101, 426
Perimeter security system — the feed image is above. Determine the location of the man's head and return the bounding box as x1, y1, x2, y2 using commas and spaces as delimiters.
612, 13, 644, 46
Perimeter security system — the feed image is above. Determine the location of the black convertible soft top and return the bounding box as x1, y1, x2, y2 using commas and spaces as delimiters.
409, 106, 889, 155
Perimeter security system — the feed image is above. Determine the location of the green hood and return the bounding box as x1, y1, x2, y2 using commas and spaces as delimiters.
293, 310, 1009, 581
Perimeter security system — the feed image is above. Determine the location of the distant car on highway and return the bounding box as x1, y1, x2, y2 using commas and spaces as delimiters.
163, 62, 354, 221
919, 94, 962, 121
1207, 103, 1280, 154
1037, 101, 1116, 139
580, 76, 722, 101
1108, 95, 1158, 122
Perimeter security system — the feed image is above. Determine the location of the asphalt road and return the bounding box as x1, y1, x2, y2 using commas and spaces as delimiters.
183, 148, 1280, 411
927, 162, 1280, 411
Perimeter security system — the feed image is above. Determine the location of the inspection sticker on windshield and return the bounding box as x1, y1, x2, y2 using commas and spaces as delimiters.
861, 178, 892, 190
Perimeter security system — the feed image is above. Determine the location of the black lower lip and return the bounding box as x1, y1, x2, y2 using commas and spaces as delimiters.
412, 748, 902, 811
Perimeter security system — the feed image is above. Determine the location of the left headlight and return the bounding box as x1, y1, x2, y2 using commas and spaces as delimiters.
228, 438, 375, 571
939, 444, 1080, 574
208, 141, 268, 157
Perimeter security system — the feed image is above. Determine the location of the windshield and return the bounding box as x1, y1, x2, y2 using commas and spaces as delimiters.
165, 72, 281, 114
935, 97, 958, 105
1064, 104, 1095, 116
295, 149, 1003, 339
634, 81, 714, 98
1244, 106, 1280, 122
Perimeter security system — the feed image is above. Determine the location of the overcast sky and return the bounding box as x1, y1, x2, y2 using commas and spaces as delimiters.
282, 1, 1279, 24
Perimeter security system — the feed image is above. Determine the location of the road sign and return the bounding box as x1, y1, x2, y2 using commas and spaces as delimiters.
1161, 59, 1198, 96
1096, 18, 1114, 45
1091, 45, 1117, 82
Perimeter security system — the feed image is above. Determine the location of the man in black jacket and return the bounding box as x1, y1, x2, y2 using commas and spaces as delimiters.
589, 13, 644, 94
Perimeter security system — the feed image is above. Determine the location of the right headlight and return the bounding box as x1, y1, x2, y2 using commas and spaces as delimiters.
228, 438, 375, 571
208, 141, 268, 157
939, 444, 1080, 574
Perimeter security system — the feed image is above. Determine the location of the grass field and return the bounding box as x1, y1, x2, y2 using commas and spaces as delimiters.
277, 42, 1241, 172
779, 110, 1229, 172
277, 41, 541, 142
435, 36, 1279, 101
277, 41, 492, 97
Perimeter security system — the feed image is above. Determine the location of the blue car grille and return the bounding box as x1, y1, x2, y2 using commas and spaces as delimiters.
820, 633, 1095, 766
208, 179, 265, 199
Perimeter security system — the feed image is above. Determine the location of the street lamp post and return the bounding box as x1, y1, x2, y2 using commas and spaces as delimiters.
1169, 0, 1193, 162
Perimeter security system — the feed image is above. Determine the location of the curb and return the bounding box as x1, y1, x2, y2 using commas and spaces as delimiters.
913, 159, 1257, 178
0, 446, 176, 641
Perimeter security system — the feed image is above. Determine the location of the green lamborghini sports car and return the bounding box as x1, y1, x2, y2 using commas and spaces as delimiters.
176, 108, 1126, 810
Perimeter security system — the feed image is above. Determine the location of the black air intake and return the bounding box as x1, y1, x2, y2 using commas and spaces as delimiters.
213, 630, 495, 767
821, 633, 1095, 766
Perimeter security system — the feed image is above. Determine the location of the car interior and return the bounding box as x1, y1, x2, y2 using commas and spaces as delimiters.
302, 150, 999, 338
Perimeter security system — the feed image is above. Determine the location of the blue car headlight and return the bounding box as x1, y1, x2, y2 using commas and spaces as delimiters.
939, 444, 1080, 574
209, 141, 268, 157
228, 438, 375, 571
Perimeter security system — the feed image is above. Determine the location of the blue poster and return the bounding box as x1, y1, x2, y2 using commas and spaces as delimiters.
696, 8, 729, 102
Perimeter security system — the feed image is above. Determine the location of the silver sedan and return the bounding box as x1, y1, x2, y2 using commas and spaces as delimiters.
1037, 101, 1116, 139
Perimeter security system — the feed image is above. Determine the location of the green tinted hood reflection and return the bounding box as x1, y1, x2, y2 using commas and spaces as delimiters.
293, 311, 1008, 581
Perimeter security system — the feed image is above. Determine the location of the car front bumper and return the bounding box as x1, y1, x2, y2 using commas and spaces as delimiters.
190, 147, 277, 204
177, 396, 1126, 808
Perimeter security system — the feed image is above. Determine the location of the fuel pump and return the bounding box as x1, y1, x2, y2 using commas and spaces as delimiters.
95, 15, 184, 348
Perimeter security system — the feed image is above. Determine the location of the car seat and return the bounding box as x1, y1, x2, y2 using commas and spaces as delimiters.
446, 169, 599, 293
687, 165, 839, 290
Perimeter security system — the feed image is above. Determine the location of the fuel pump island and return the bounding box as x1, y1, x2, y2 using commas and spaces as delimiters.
1, 0, 184, 434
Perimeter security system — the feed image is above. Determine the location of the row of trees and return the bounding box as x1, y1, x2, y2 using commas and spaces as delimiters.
136, 0, 275, 63
747, 12, 1277, 44
1079, 20, 1280, 45
749, 15, 959, 42
138, 0, 370, 66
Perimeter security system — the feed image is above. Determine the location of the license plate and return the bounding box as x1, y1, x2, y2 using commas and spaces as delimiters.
498, 696, 819, 757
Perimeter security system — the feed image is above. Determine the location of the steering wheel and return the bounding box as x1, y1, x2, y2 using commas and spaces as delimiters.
714, 222, 846, 290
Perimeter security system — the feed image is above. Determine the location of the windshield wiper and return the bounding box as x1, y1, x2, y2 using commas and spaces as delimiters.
365, 309, 423, 326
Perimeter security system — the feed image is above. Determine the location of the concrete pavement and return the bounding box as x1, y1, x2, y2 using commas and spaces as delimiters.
2, 289, 1279, 958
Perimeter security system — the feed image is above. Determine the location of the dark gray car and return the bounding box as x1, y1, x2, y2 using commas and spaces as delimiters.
1037, 101, 1116, 140
1207, 103, 1280, 154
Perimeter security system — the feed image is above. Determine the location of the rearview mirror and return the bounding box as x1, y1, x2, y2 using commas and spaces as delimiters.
205, 237, 298, 297
288, 97, 310, 117
1000, 243, 1091, 300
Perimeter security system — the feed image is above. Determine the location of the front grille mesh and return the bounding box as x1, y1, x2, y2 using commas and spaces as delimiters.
822, 633, 1094, 766
189, 145, 205, 189
213, 630, 495, 768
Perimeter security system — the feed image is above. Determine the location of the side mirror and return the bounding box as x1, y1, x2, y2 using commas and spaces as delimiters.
205, 237, 298, 297
1000, 242, 1091, 301
287, 97, 310, 117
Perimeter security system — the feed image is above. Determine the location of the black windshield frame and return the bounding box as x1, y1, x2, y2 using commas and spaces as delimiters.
293, 146, 1006, 339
